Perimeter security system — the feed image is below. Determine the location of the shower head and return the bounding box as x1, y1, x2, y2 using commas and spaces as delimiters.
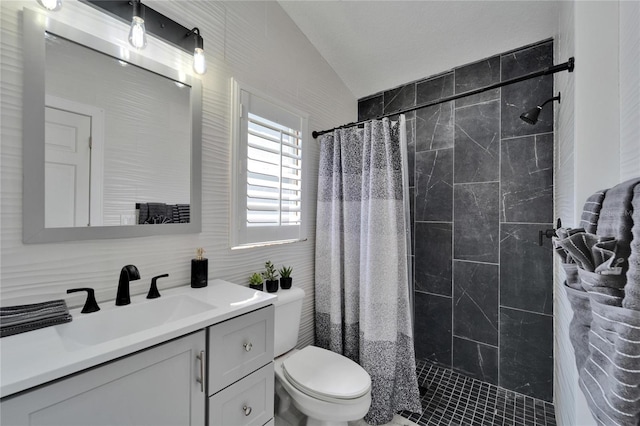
520, 93, 561, 125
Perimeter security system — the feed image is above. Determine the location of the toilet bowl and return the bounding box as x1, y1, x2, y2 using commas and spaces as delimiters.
273, 288, 372, 426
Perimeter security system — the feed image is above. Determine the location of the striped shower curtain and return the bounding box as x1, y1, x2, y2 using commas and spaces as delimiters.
315, 117, 422, 425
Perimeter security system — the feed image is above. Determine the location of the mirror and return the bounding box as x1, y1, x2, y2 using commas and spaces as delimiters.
23, 8, 202, 243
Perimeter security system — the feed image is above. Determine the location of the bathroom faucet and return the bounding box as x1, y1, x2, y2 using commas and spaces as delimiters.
116, 265, 140, 306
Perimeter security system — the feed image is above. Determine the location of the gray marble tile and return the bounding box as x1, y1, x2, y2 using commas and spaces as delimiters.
453, 337, 498, 385
501, 43, 554, 138
416, 72, 454, 105
454, 100, 500, 183
501, 42, 554, 81
415, 149, 453, 222
358, 94, 383, 121
414, 291, 452, 366
416, 102, 454, 152
453, 183, 499, 263
415, 222, 452, 296
500, 133, 553, 223
406, 118, 415, 187
409, 186, 415, 251
501, 77, 554, 138
454, 56, 500, 108
453, 261, 498, 345
500, 224, 554, 315
499, 307, 553, 402
384, 84, 416, 116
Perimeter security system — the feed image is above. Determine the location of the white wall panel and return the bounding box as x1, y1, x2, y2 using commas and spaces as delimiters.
619, 0, 640, 181
0, 0, 356, 348
553, 2, 578, 424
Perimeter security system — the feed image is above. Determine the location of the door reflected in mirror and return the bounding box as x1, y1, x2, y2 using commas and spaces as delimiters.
44, 34, 191, 228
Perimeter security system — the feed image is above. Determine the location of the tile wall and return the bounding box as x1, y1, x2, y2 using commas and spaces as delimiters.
358, 40, 555, 401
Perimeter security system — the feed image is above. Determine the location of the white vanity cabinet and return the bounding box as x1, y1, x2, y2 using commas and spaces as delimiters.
0, 330, 206, 426
207, 305, 275, 426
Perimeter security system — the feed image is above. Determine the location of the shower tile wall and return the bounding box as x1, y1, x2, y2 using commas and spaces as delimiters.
358, 41, 555, 402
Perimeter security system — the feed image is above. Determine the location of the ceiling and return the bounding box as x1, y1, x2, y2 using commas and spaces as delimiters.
278, 1, 561, 99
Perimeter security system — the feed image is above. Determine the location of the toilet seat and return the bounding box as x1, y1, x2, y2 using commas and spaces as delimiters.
281, 346, 371, 403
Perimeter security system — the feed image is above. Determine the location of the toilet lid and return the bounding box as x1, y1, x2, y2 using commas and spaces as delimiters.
282, 346, 371, 401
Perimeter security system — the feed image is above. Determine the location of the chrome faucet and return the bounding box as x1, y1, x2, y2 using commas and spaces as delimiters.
116, 265, 140, 306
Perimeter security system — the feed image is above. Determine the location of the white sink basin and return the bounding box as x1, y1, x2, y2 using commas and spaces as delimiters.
56, 294, 216, 350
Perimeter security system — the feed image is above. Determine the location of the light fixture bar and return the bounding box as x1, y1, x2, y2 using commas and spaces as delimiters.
82, 0, 200, 56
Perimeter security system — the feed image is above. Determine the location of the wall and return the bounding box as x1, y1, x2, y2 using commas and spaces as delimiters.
359, 41, 555, 402
0, 0, 357, 348
553, 1, 580, 424
553, 1, 640, 425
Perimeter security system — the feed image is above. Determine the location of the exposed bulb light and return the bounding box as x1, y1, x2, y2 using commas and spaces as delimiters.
37, 0, 62, 11
128, 0, 147, 50
193, 47, 206, 75
189, 28, 207, 75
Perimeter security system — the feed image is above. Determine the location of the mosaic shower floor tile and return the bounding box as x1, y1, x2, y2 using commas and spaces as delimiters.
400, 360, 556, 426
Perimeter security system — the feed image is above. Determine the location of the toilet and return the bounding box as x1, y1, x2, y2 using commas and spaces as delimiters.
273, 287, 372, 426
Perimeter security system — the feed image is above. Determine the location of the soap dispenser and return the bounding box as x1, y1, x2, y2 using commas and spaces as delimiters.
191, 248, 208, 288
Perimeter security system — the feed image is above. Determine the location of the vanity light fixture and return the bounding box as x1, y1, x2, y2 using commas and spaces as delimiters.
520, 93, 561, 125
188, 28, 207, 75
128, 0, 147, 50
83, 0, 207, 75
37, 0, 62, 11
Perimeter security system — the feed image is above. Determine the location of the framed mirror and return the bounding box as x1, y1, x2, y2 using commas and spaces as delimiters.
22, 8, 202, 243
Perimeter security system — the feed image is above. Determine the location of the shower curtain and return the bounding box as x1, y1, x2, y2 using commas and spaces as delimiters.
315, 117, 422, 425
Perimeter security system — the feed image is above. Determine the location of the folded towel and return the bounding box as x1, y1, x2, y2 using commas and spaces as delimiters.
138, 203, 188, 225
147, 202, 168, 219
554, 227, 585, 264
173, 204, 190, 223
580, 300, 640, 426
624, 183, 640, 310
0, 300, 69, 327
0, 300, 72, 338
560, 178, 640, 426
554, 232, 620, 274
0, 315, 72, 338
596, 177, 640, 275
137, 203, 149, 224
580, 190, 607, 233
563, 285, 592, 372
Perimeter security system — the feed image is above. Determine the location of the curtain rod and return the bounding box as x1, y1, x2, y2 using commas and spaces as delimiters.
312, 57, 575, 139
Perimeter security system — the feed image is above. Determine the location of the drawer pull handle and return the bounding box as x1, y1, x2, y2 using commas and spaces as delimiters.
243, 342, 253, 352
196, 351, 205, 393
243, 405, 252, 416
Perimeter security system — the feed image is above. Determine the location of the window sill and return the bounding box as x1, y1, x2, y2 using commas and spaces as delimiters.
230, 238, 308, 250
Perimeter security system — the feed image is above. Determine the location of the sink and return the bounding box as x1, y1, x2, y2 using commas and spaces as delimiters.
56, 294, 216, 349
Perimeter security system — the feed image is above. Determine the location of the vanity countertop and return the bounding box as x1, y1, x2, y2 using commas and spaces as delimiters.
0, 279, 276, 399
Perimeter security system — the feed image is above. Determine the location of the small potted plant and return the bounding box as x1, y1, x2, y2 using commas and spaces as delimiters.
279, 266, 293, 289
262, 261, 279, 293
249, 272, 263, 291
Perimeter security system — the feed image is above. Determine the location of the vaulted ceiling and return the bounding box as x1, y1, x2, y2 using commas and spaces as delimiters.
279, 1, 561, 99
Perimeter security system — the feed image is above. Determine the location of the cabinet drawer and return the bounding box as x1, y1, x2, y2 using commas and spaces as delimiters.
208, 362, 274, 426
208, 305, 274, 394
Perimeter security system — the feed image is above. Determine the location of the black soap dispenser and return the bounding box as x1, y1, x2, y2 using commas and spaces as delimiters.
191, 248, 208, 288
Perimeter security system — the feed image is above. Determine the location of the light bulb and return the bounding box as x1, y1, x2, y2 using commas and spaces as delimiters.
128, 16, 147, 49
37, 0, 62, 11
193, 47, 207, 75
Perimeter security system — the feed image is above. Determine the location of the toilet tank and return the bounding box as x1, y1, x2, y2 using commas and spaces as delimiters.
272, 286, 305, 357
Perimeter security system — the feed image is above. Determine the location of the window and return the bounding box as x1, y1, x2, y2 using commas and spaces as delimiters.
231, 80, 308, 248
